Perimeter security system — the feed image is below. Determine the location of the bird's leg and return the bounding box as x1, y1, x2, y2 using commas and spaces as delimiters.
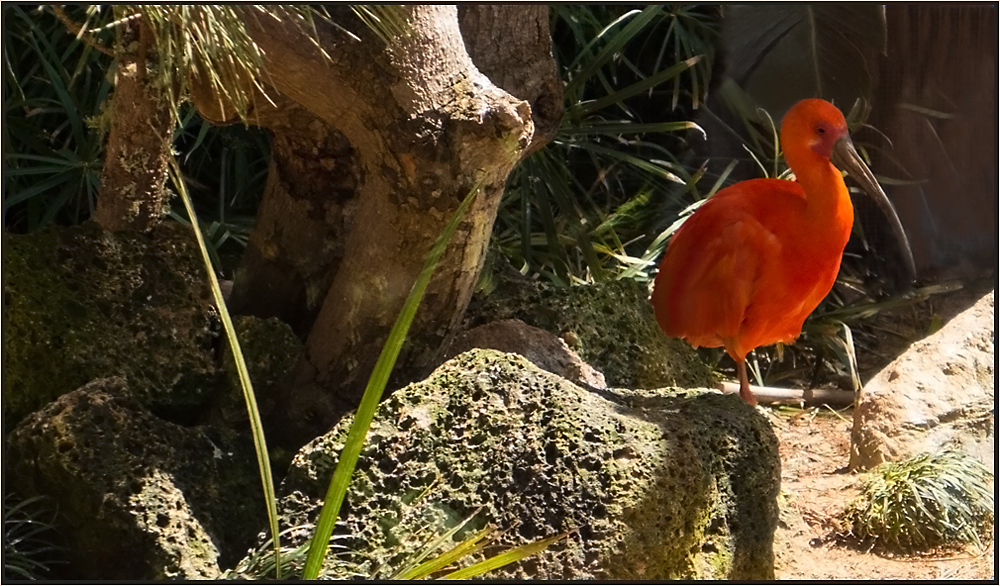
737, 358, 758, 406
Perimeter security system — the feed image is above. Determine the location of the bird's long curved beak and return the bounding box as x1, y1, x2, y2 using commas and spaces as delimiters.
831, 137, 916, 282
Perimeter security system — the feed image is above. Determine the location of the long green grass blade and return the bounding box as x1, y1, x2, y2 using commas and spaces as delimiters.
399, 526, 493, 579
392, 510, 489, 580
441, 532, 569, 580
3, 172, 77, 209
165, 153, 282, 578
301, 175, 489, 580
559, 120, 705, 137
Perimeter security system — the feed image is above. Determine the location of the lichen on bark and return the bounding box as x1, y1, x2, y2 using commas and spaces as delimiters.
93, 19, 174, 233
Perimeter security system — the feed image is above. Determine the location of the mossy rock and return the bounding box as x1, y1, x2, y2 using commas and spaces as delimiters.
5, 377, 265, 580
211, 314, 303, 473
467, 259, 715, 389
214, 315, 302, 429
276, 349, 779, 580
3, 222, 220, 429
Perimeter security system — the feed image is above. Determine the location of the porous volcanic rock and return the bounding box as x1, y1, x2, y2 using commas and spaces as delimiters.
5, 378, 264, 580
276, 349, 779, 580
3, 222, 220, 428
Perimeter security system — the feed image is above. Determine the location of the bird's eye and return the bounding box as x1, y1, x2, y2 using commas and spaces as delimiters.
816, 126, 826, 135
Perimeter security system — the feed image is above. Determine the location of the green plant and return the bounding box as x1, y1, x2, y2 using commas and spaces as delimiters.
220, 525, 357, 579
3, 5, 111, 231
843, 450, 994, 553
370, 504, 567, 580
496, 5, 720, 285
3, 494, 62, 580
224, 511, 565, 580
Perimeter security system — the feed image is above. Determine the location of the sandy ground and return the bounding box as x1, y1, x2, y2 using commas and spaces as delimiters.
770, 405, 994, 580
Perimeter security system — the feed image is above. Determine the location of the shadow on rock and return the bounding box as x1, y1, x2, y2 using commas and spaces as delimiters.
272, 349, 780, 580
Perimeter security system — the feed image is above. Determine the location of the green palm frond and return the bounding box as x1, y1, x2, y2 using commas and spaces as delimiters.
498, 5, 721, 285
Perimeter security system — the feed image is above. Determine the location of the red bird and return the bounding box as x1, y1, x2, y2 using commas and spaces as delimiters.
652, 99, 913, 405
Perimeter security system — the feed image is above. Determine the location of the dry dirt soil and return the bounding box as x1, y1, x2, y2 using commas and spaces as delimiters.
760, 272, 995, 580
770, 405, 995, 580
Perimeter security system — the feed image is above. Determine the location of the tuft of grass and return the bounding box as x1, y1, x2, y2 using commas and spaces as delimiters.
369, 500, 569, 580
127, 5, 322, 122
3, 494, 63, 580
220, 525, 359, 580
843, 450, 994, 553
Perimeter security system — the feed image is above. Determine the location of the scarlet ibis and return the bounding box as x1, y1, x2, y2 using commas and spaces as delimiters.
652, 98, 914, 405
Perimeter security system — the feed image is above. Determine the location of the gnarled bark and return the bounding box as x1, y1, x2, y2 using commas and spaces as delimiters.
190, 6, 561, 447
226, 99, 360, 337
217, 6, 562, 344
457, 5, 563, 154
93, 20, 173, 232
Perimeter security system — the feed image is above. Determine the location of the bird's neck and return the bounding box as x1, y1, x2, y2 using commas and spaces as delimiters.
790, 155, 855, 239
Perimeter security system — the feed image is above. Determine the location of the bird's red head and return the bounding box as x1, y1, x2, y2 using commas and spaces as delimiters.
780, 99, 849, 160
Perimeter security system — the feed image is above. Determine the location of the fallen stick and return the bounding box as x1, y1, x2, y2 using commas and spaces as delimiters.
715, 381, 855, 407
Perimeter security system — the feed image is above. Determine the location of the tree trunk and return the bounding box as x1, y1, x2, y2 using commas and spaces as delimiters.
93, 20, 173, 232
457, 5, 563, 154
225, 100, 361, 337
192, 6, 561, 448
218, 6, 562, 341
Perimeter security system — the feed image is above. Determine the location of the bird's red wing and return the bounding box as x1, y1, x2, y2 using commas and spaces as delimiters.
651, 179, 805, 358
